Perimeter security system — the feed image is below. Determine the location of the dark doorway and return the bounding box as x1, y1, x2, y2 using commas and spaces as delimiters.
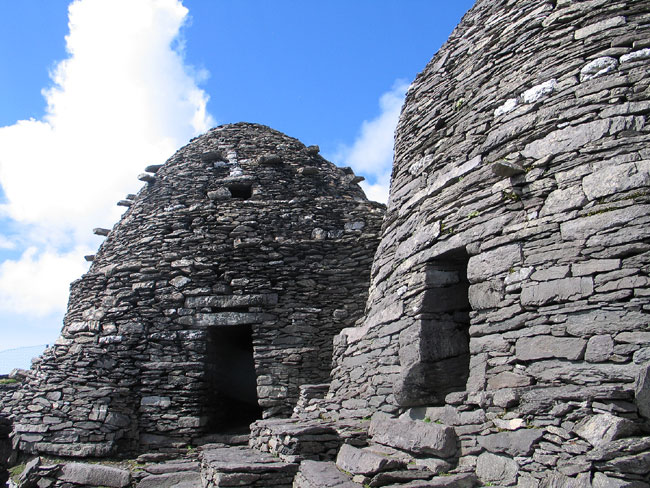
396, 247, 471, 406
420, 248, 471, 398
204, 324, 262, 432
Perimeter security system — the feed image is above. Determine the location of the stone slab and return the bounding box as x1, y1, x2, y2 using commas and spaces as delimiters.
477, 428, 544, 456
58, 463, 131, 487
335, 444, 403, 476
368, 416, 457, 458
516, 336, 587, 361
293, 460, 361, 488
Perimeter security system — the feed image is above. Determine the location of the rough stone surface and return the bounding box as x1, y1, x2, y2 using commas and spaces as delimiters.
636, 363, 650, 420
324, 0, 650, 484
575, 414, 639, 447
335, 444, 403, 476
475, 452, 518, 485
137, 471, 201, 488
58, 462, 131, 487
3, 0, 650, 486
200, 446, 298, 488
477, 429, 544, 457
368, 416, 457, 458
3, 123, 384, 456
293, 460, 361, 488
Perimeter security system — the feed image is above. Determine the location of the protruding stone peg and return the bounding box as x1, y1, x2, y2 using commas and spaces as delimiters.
144, 164, 163, 173
138, 173, 156, 183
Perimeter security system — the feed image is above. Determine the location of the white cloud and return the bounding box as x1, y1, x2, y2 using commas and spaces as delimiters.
0, 246, 90, 317
0, 0, 213, 238
0, 0, 214, 324
333, 80, 409, 204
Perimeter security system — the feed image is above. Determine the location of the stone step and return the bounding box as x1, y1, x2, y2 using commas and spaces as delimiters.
294, 459, 478, 488
368, 414, 458, 459
293, 460, 362, 488
136, 471, 201, 488
335, 443, 406, 477
334, 442, 460, 486
250, 417, 367, 462
136, 459, 201, 487
379, 473, 478, 488
200, 445, 298, 487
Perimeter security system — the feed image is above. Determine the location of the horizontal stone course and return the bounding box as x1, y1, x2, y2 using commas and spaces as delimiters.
324, 0, 650, 484
368, 416, 457, 458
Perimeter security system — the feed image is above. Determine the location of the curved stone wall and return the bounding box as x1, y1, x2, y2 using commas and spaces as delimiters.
329, 0, 650, 483
4, 123, 384, 457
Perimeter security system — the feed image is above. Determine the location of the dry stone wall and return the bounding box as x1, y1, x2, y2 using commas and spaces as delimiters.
2, 123, 384, 458
327, 0, 650, 484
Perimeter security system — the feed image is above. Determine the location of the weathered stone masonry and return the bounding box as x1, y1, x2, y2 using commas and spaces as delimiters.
3, 0, 650, 486
326, 0, 650, 484
3, 123, 384, 457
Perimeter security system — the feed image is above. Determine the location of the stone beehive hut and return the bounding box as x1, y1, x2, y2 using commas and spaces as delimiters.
323, 0, 650, 484
6, 122, 384, 457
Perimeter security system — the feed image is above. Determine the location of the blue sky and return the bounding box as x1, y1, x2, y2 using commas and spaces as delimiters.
0, 0, 474, 363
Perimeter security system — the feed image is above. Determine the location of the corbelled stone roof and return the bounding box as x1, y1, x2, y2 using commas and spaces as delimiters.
3, 122, 385, 456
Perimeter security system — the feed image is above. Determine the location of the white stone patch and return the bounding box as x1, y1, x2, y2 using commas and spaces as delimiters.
409, 155, 432, 176
522, 79, 558, 104
170, 276, 191, 288
620, 48, 650, 64
493, 418, 526, 431
580, 57, 618, 82
494, 98, 518, 117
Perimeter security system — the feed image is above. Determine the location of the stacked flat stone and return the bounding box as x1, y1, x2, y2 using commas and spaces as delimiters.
327, 0, 650, 485
200, 446, 298, 487
3, 122, 384, 458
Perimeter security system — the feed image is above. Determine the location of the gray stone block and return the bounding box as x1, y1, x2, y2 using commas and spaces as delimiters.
539, 472, 592, 488
293, 460, 361, 488
368, 416, 457, 458
137, 471, 201, 488
585, 335, 614, 363
572, 259, 620, 277
635, 362, 650, 420
477, 428, 544, 456
520, 278, 593, 306
560, 205, 650, 241
516, 336, 586, 361
58, 463, 131, 487
522, 119, 611, 160
468, 280, 503, 310
380, 473, 477, 488
527, 360, 636, 384
335, 444, 403, 476
467, 244, 522, 284
487, 371, 532, 390
575, 17, 626, 40
574, 413, 639, 447
540, 187, 587, 217
475, 452, 518, 485
582, 161, 650, 201
592, 472, 648, 488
